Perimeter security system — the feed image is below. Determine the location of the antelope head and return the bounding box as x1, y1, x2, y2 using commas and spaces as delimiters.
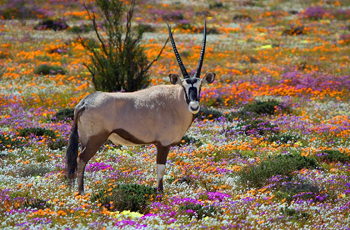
167, 21, 216, 114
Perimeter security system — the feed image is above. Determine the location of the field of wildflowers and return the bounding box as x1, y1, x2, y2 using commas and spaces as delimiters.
1, 0, 350, 229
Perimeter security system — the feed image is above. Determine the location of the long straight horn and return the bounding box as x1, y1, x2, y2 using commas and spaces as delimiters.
194, 21, 207, 79
167, 24, 189, 78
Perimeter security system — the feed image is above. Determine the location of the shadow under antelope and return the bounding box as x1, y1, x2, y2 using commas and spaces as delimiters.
65, 22, 216, 195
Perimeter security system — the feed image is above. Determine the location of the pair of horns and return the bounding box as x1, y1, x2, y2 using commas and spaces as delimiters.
167, 21, 206, 79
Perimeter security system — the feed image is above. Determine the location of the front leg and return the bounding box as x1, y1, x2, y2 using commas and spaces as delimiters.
156, 144, 170, 192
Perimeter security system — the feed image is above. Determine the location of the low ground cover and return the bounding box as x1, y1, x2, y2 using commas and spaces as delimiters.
0, 0, 350, 229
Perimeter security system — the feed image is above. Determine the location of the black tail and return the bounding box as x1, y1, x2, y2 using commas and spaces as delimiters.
66, 119, 79, 181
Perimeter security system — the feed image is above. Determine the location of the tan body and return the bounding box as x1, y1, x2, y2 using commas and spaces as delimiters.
78, 85, 193, 148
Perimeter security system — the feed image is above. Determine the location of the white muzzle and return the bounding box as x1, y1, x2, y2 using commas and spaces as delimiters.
188, 101, 200, 114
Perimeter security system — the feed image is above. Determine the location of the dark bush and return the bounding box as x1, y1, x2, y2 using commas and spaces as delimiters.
276, 182, 326, 203
178, 135, 202, 146
137, 24, 155, 33
0, 134, 24, 150
22, 197, 51, 209
280, 207, 310, 221
196, 107, 224, 120
233, 14, 252, 22
34, 64, 66, 75
282, 26, 307, 36
234, 119, 278, 136
82, 0, 167, 92
238, 154, 318, 188
47, 138, 67, 150
34, 19, 69, 31
179, 203, 218, 220
67, 24, 94, 34
243, 99, 281, 115
52, 108, 74, 122
167, 176, 195, 185
209, 2, 225, 9
18, 127, 57, 139
20, 165, 52, 177
225, 99, 291, 121
315, 150, 350, 164
90, 184, 157, 213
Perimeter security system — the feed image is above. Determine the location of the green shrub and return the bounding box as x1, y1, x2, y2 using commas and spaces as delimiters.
137, 24, 155, 33
0, 134, 24, 150
67, 24, 94, 34
52, 108, 74, 122
90, 184, 156, 213
282, 26, 307, 36
226, 99, 291, 122
82, 0, 167, 92
280, 207, 310, 220
244, 99, 281, 115
234, 119, 278, 136
196, 107, 223, 120
20, 165, 52, 177
167, 176, 195, 185
22, 197, 51, 209
315, 150, 350, 164
238, 154, 318, 188
178, 203, 218, 220
178, 135, 202, 146
34, 64, 66, 75
276, 182, 325, 203
47, 138, 67, 150
209, 2, 225, 9
34, 19, 69, 31
18, 128, 56, 139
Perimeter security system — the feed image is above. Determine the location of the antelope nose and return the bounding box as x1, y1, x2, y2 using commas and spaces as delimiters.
189, 101, 200, 114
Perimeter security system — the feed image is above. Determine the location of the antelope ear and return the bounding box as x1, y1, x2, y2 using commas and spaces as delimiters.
202, 72, 216, 84
169, 74, 181, 85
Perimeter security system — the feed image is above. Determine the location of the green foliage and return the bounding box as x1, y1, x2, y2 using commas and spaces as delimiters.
196, 107, 223, 120
34, 19, 69, 31
178, 203, 218, 220
22, 197, 51, 209
244, 99, 281, 115
209, 2, 225, 9
280, 207, 310, 220
82, 0, 165, 92
315, 150, 350, 164
90, 184, 156, 213
0, 134, 23, 150
67, 24, 94, 34
238, 154, 318, 188
18, 127, 56, 139
34, 64, 66, 75
234, 119, 278, 136
267, 134, 300, 144
276, 182, 325, 203
53, 108, 74, 122
19, 165, 52, 177
137, 24, 155, 33
225, 99, 291, 122
47, 138, 67, 150
282, 26, 307, 36
167, 176, 195, 185
179, 135, 202, 147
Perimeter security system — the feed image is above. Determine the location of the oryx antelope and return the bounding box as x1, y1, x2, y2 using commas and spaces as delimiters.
66, 21, 216, 195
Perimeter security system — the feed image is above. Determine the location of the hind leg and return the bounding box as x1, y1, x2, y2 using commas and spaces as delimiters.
77, 133, 109, 195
